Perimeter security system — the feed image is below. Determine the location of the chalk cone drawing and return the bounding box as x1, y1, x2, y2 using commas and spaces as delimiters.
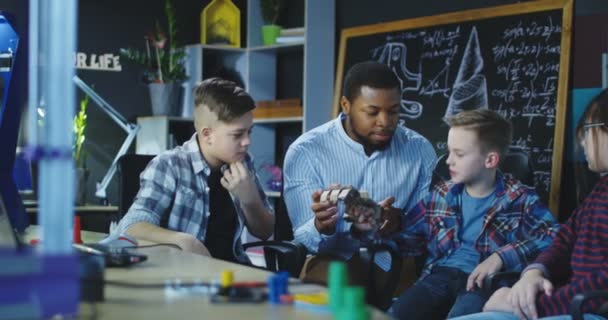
445, 26, 488, 118
372, 42, 423, 119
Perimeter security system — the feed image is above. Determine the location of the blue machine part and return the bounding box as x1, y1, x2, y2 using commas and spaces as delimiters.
0, 9, 80, 319
0, 12, 28, 232
0, 13, 18, 131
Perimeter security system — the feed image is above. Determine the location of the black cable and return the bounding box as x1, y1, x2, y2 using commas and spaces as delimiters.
102, 279, 211, 289
99, 279, 306, 290
120, 243, 182, 250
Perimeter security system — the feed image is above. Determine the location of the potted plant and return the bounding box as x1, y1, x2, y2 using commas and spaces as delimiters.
120, 0, 187, 116
73, 93, 89, 205
260, 0, 283, 45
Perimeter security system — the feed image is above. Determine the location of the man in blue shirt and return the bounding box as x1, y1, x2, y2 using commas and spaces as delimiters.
283, 62, 436, 291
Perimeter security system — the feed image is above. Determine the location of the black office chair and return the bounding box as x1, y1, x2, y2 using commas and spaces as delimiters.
434, 151, 534, 186
242, 193, 308, 278
571, 290, 608, 320
117, 154, 155, 218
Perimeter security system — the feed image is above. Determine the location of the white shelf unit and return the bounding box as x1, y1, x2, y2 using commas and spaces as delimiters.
135, 116, 195, 155
182, 0, 335, 183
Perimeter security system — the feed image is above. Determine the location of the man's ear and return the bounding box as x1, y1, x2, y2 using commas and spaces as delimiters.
485, 151, 500, 169
340, 96, 351, 115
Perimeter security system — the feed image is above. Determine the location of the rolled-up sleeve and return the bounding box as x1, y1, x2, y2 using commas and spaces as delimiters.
494, 193, 559, 272
117, 156, 177, 234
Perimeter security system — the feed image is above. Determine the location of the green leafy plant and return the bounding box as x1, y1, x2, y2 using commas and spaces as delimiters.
73, 93, 88, 168
120, 0, 186, 83
260, 0, 283, 25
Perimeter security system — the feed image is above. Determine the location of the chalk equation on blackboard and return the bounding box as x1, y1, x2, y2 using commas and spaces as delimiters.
366, 15, 562, 194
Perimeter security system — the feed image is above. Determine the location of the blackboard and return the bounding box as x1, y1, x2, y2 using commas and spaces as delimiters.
333, 0, 573, 214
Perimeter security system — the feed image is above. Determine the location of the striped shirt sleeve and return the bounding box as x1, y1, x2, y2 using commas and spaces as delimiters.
536, 180, 608, 316
283, 144, 325, 252
403, 140, 436, 213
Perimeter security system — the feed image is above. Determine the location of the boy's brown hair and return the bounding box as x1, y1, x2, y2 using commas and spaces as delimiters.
444, 109, 513, 158
193, 77, 255, 124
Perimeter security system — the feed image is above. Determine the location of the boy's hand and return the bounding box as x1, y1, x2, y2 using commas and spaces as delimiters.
466, 253, 503, 291
508, 268, 553, 320
483, 287, 514, 313
312, 188, 339, 235
378, 196, 402, 236
221, 162, 258, 205
171, 232, 211, 256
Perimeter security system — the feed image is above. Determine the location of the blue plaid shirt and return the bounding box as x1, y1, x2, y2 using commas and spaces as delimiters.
394, 172, 559, 280
117, 134, 273, 263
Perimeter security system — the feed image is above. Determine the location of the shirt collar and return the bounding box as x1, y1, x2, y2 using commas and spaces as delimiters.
334, 113, 397, 157
446, 170, 507, 202
184, 133, 211, 177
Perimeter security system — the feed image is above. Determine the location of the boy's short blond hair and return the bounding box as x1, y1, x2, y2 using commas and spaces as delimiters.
444, 109, 513, 158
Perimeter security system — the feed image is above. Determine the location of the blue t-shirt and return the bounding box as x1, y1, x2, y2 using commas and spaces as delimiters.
438, 187, 496, 273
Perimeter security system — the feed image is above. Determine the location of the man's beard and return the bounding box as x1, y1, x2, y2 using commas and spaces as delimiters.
348, 118, 393, 152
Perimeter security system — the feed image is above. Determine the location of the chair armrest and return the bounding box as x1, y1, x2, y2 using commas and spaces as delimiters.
571, 290, 608, 320
483, 272, 520, 296
243, 240, 308, 277
243, 240, 303, 253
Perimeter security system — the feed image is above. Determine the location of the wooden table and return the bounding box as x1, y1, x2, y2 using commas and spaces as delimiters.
25, 227, 390, 319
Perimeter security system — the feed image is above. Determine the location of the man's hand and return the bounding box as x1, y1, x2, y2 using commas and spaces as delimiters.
508, 268, 553, 320
483, 287, 515, 313
220, 162, 258, 205
378, 196, 402, 236
344, 199, 382, 232
467, 253, 504, 291
312, 189, 339, 235
347, 195, 400, 234
170, 232, 211, 256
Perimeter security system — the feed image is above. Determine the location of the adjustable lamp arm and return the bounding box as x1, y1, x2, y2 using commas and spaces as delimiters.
72, 75, 140, 200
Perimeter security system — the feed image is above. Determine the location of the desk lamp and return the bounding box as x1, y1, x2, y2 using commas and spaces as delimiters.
72, 76, 140, 201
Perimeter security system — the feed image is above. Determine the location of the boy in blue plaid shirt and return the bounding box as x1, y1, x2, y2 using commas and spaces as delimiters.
377, 109, 559, 319
117, 78, 274, 264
